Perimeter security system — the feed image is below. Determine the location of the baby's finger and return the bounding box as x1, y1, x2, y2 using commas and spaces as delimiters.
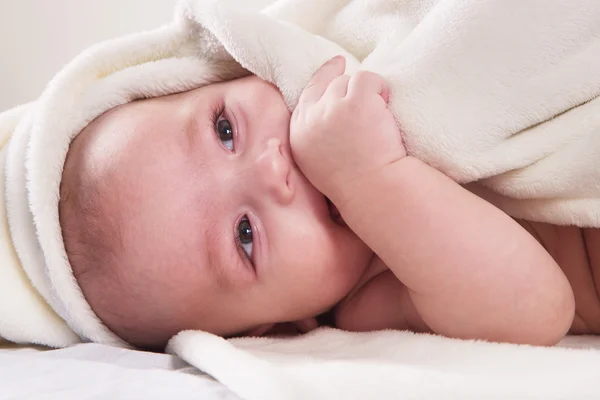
298, 56, 346, 107
347, 70, 390, 104
323, 74, 351, 100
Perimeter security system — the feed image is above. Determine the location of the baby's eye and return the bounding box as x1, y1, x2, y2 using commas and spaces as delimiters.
216, 118, 234, 151
236, 216, 253, 262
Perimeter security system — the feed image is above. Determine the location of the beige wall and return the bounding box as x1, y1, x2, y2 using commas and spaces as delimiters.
0, 0, 182, 110
0, 0, 277, 112
0, 0, 180, 111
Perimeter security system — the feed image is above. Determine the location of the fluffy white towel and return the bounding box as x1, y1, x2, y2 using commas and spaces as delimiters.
1, 1, 600, 398
188, 0, 600, 227
168, 328, 600, 400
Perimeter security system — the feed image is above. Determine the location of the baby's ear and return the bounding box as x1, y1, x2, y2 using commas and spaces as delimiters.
245, 318, 319, 337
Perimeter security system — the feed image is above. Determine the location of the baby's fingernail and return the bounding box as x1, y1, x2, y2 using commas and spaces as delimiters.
329, 55, 344, 63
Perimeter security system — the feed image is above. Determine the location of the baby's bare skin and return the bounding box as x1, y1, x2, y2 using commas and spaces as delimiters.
65, 57, 584, 348
292, 57, 574, 346
335, 222, 600, 338
524, 223, 600, 334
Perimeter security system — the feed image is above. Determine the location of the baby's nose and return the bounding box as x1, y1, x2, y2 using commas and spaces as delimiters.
256, 138, 293, 205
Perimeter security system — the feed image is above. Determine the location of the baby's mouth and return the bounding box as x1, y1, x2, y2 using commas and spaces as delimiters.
326, 197, 345, 226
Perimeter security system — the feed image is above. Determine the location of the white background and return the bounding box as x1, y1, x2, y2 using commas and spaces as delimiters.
0, 0, 277, 112
0, 0, 180, 111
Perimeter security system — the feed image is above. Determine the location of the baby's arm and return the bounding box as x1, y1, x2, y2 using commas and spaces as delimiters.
291, 57, 574, 345
334, 256, 431, 334
340, 156, 574, 345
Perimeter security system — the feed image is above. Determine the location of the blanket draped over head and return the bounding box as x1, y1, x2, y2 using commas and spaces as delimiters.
1, 0, 600, 398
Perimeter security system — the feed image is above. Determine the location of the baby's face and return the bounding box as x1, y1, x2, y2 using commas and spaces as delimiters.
78, 76, 372, 342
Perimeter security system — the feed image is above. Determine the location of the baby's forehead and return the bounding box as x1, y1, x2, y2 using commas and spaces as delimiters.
73, 80, 231, 161
71, 95, 178, 171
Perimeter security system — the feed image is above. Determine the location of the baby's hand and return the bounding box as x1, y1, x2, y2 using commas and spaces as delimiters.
290, 56, 406, 206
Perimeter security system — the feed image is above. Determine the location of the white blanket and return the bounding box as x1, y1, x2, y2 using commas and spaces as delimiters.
168, 328, 600, 400
183, 0, 600, 227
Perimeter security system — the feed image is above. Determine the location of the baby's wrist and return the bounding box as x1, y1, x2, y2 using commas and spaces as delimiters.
331, 156, 414, 217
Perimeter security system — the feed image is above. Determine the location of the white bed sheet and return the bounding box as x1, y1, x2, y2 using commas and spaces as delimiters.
2, 334, 600, 400
0, 343, 241, 400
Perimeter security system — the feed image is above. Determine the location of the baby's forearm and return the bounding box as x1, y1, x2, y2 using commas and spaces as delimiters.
338, 156, 574, 345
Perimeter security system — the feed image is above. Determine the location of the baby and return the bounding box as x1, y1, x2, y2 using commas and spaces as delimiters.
59, 56, 582, 351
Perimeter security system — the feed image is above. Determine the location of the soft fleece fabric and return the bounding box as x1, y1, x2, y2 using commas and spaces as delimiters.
168, 328, 600, 400
1, 0, 600, 398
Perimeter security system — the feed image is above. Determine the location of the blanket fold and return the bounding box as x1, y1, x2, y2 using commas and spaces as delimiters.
168, 328, 600, 400
1, 0, 600, 398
